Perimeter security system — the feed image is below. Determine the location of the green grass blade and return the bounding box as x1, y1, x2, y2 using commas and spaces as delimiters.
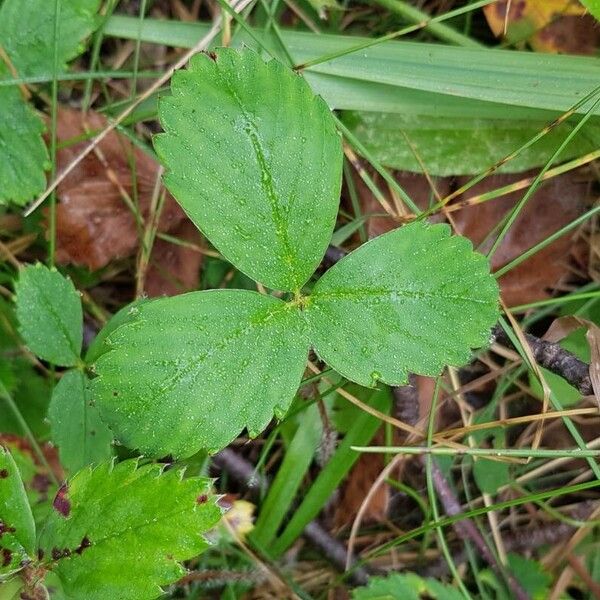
103, 16, 600, 116
371, 0, 482, 48
269, 386, 391, 557
251, 403, 322, 547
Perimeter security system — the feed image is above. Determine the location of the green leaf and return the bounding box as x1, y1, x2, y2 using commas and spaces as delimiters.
0, 0, 100, 205
0, 82, 48, 206
352, 572, 463, 600
1, 439, 57, 530
155, 47, 343, 292
38, 459, 222, 600
15, 264, 82, 367
48, 370, 113, 474
353, 572, 423, 600
343, 111, 600, 176
305, 222, 499, 387
93, 290, 309, 457
0, 445, 36, 577
84, 299, 149, 364
473, 458, 510, 495
0, 0, 100, 77
581, 0, 600, 21
507, 553, 551, 600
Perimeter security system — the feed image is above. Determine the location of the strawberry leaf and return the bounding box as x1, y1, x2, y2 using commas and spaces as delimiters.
155, 48, 342, 292
48, 370, 113, 474
0, 444, 35, 577
92, 290, 309, 457
15, 264, 83, 367
38, 460, 221, 600
306, 222, 499, 387
0, 0, 100, 205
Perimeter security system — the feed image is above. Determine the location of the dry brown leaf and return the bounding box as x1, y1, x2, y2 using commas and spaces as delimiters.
452, 171, 589, 307
144, 220, 203, 297
50, 108, 186, 270
333, 431, 389, 529
483, 0, 600, 55
0, 433, 63, 485
358, 172, 450, 239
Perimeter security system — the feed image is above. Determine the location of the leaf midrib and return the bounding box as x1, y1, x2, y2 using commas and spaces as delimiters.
216, 60, 300, 290
311, 286, 492, 305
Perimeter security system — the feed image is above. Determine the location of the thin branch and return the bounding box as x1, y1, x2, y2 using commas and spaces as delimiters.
422, 502, 597, 578
212, 448, 372, 585
425, 457, 530, 600
494, 326, 593, 396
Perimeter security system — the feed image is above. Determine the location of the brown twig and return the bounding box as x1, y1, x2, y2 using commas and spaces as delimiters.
422, 502, 598, 578
392, 375, 419, 426
494, 326, 593, 396
426, 457, 530, 600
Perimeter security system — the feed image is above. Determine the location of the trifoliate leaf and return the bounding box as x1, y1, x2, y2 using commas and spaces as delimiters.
0, 0, 100, 205
306, 222, 499, 387
38, 460, 222, 600
48, 370, 113, 474
0, 445, 36, 577
344, 111, 600, 176
15, 264, 82, 367
93, 290, 309, 457
0, 81, 48, 206
155, 47, 342, 292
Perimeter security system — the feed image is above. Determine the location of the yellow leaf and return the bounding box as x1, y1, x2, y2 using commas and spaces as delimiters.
483, 0, 586, 52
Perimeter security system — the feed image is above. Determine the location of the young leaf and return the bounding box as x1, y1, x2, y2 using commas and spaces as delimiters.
38, 460, 222, 600
93, 290, 309, 457
155, 47, 343, 292
48, 370, 113, 474
15, 264, 83, 366
306, 222, 499, 387
0, 0, 100, 205
0, 445, 36, 576
473, 458, 510, 495
507, 553, 551, 599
